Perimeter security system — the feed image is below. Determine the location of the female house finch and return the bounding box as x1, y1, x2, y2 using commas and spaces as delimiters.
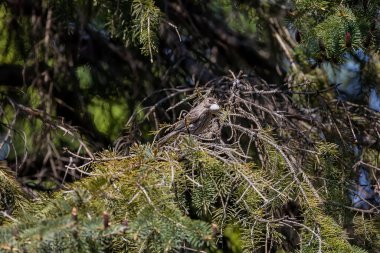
158, 97, 220, 145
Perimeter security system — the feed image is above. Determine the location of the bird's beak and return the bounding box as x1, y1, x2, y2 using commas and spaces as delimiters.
209, 103, 220, 111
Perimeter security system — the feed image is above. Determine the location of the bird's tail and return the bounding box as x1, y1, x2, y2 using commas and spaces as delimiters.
156, 131, 179, 146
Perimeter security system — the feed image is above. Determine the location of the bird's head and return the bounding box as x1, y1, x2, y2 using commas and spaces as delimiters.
203, 97, 220, 112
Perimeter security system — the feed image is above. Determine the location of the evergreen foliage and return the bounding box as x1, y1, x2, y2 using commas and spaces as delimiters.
289, 1, 378, 60
0, 167, 29, 226
0, 140, 366, 252
0, 0, 380, 252
2, 72, 379, 251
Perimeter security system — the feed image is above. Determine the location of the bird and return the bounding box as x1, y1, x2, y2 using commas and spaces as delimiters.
157, 97, 220, 145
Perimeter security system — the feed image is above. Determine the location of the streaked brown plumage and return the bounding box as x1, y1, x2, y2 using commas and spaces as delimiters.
158, 97, 220, 145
